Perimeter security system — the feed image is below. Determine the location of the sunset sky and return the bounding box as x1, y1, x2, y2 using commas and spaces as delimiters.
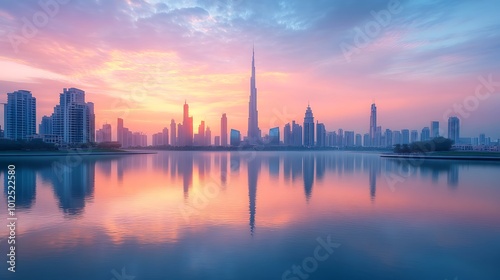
1, 0, 499, 141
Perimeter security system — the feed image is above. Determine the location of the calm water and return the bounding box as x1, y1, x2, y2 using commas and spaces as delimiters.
1, 151, 500, 280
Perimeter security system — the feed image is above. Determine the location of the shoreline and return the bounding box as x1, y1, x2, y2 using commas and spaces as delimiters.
0, 150, 156, 157
381, 153, 500, 161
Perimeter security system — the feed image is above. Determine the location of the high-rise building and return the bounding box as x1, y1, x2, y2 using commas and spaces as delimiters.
214, 136, 220, 146
401, 129, 410, 144
152, 128, 168, 146
221, 113, 228, 147
316, 122, 326, 147
51, 88, 95, 145
421, 127, 430, 141
337, 128, 344, 147
205, 126, 211, 146
385, 129, 393, 147
479, 133, 486, 145
392, 130, 402, 145
431, 121, 439, 138
96, 123, 112, 143
170, 119, 176, 146
303, 104, 315, 147
410, 130, 418, 143
269, 127, 280, 145
448, 116, 460, 144
247, 47, 260, 141
284, 123, 292, 145
183, 101, 193, 146
230, 129, 241, 146
4, 90, 36, 140
292, 121, 302, 146
363, 133, 370, 147
355, 133, 362, 147
197, 121, 205, 146
177, 123, 183, 145
328, 131, 337, 147
117, 118, 124, 144
375, 126, 382, 147
39, 115, 53, 135
369, 103, 377, 146
344, 131, 355, 147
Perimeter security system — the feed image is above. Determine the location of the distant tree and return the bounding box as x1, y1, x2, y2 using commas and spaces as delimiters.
393, 144, 402, 153
393, 137, 453, 154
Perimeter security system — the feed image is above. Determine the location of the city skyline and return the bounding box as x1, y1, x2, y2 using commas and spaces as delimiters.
0, 1, 499, 139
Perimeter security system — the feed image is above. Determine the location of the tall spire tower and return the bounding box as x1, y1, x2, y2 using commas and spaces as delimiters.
247, 46, 260, 141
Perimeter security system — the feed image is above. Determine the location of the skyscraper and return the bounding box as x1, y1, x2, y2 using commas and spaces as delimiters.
51, 88, 95, 145
247, 47, 260, 141
96, 123, 112, 143
117, 118, 124, 144
421, 127, 430, 141
39, 116, 53, 135
284, 123, 292, 145
230, 129, 241, 146
170, 119, 176, 146
401, 129, 410, 144
4, 90, 36, 140
221, 113, 228, 147
369, 103, 377, 146
410, 130, 418, 143
316, 122, 326, 147
183, 101, 193, 146
292, 121, 302, 146
303, 104, 314, 147
448, 116, 460, 144
431, 121, 439, 138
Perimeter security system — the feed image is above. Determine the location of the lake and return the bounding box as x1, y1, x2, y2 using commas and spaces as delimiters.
1, 151, 500, 280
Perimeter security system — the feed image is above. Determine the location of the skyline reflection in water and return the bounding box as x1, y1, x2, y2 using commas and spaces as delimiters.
1, 151, 500, 280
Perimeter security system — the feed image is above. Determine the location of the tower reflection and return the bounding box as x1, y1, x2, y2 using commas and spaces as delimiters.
247, 157, 261, 235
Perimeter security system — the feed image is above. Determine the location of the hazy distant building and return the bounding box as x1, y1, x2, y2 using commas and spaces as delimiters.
363, 133, 370, 147
221, 113, 228, 146
431, 121, 439, 138
316, 122, 326, 147
4, 90, 36, 140
392, 130, 402, 145
337, 129, 344, 147
448, 116, 460, 144
230, 129, 241, 146
303, 104, 315, 147
197, 121, 205, 146
269, 127, 280, 145
369, 103, 377, 146
375, 126, 382, 147
410, 130, 418, 143
170, 119, 176, 146
183, 101, 193, 146
247, 48, 260, 142
421, 127, 430, 141
328, 131, 337, 147
96, 123, 112, 143
214, 136, 220, 146
385, 129, 392, 147
292, 121, 302, 146
206, 127, 211, 146
117, 118, 147, 147
355, 133, 362, 147
479, 133, 486, 145
344, 131, 355, 147
152, 128, 168, 146
284, 123, 292, 145
401, 129, 410, 144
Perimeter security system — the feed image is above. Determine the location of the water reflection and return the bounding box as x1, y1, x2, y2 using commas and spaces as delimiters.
1, 152, 500, 280
247, 156, 260, 235
4, 152, 499, 218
